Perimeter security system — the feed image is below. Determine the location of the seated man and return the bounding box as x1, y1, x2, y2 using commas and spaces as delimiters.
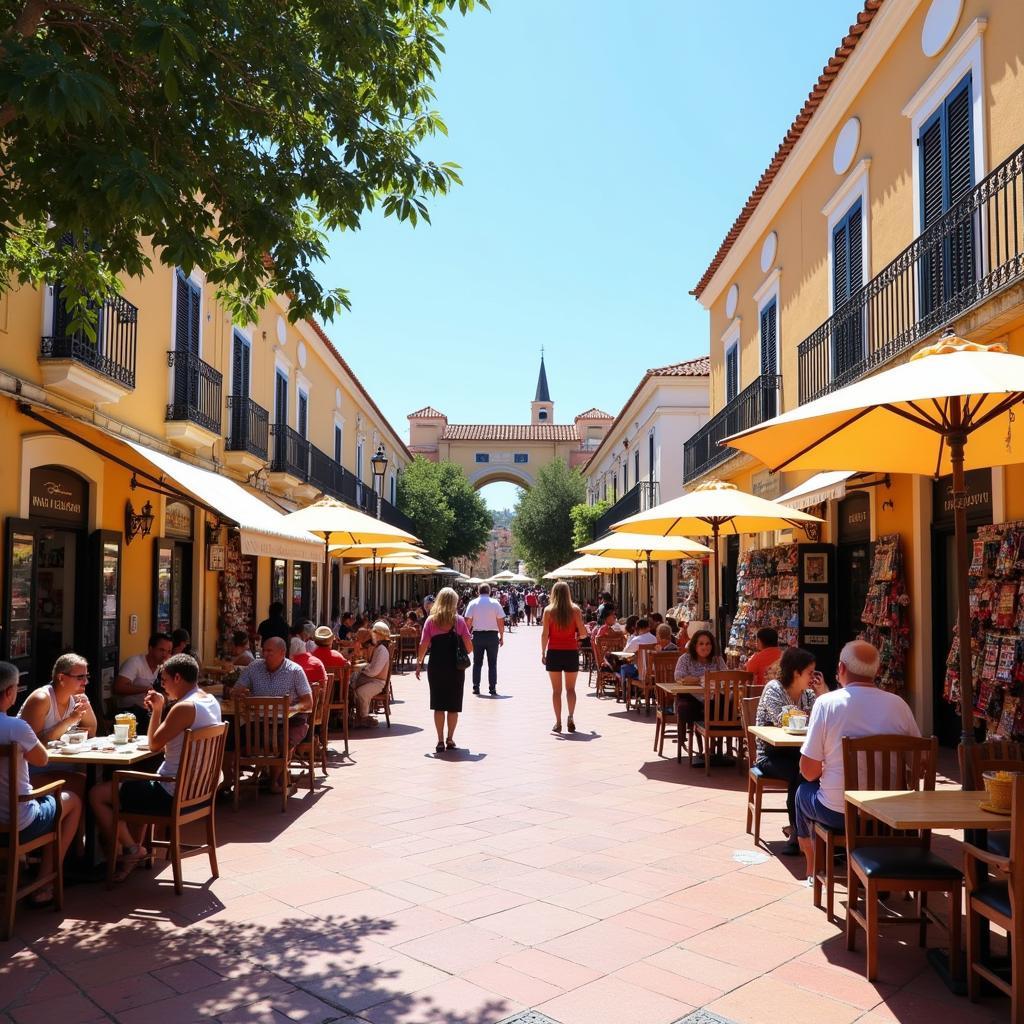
352, 621, 392, 727
619, 617, 657, 690
114, 632, 173, 731
744, 627, 785, 687
223, 630, 255, 668
795, 639, 920, 882
0, 661, 81, 906
231, 637, 313, 792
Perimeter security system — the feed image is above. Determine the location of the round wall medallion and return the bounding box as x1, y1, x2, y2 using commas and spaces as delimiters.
760, 231, 778, 274
276, 316, 286, 345
297, 341, 307, 369
921, 0, 963, 58
725, 283, 739, 319
832, 117, 860, 175
335, 388, 342, 409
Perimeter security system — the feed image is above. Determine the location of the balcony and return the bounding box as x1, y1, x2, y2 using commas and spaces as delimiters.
268, 424, 317, 497
593, 480, 660, 538
799, 143, 1024, 404
224, 396, 269, 475
165, 350, 222, 450
683, 374, 781, 482
40, 290, 137, 405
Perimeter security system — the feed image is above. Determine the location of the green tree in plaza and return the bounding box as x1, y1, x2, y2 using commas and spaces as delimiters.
569, 499, 611, 549
0, 0, 487, 335
512, 458, 586, 579
397, 457, 492, 564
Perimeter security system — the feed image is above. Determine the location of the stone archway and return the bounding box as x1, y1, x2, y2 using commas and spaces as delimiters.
469, 466, 533, 490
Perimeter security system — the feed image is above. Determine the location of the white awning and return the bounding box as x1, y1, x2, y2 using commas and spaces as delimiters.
777, 471, 856, 510
124, 440, 323, 562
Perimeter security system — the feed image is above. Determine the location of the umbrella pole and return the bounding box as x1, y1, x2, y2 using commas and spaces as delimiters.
712, 522, 723, 652
949, 422, 977, 789
322, 537, 330, 626
645, 551, 653, 615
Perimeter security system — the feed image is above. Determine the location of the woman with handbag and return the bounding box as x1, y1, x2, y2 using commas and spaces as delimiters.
415, 587, 474, 753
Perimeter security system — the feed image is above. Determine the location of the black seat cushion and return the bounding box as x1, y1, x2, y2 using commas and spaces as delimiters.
973, 881, 1011, 918
851, 846, 962, 881
987, 831, 1010, 858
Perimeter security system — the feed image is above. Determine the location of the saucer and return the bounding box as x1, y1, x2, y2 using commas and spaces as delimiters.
979, 801, 1012, 816
112, 738, 130, 746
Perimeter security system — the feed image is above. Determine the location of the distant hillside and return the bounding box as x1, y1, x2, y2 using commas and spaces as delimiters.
489, 507, 514, 529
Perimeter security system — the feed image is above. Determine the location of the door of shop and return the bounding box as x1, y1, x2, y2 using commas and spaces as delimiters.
932, 468, 992, 746
836, 490, 873, 647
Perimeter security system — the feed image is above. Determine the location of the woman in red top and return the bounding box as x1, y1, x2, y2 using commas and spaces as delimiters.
541, 581, 588, 734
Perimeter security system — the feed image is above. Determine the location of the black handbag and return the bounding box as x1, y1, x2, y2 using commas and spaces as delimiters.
454, 623, 471, 670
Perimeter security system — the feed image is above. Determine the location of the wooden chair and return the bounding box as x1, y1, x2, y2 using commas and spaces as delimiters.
368, 642, 394, 727
109, 724, 228, 895
687, 671, 752, 776
968, 741, 1024, 856
398, 627, 419, 673
739, 696, 788, 847
1, 744, 64, 940
625, 643, 658, 713
231, 697, 292, 812
592, 634, 625, 699
843, 734, 962, 982
325, 666, 352, 759
964, 772, 1024, 1021
652, 654, 680, 756
291, 682, 328, 791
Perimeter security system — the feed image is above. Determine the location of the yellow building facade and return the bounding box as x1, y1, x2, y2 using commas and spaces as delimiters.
689, 0, 1024, 738
0, 251, 411, 705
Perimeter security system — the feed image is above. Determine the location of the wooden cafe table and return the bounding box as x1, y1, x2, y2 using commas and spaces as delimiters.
748, 725, 806, 749
844, 788, 1003, 831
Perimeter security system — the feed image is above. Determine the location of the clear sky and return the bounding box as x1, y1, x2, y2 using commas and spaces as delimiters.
320, 1, 860, 509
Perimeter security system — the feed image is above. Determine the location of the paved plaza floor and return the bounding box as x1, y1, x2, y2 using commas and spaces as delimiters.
0, 627, 1009, 1023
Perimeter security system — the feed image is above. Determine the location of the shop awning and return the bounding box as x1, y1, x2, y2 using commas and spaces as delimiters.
777, 471, 855, 510
124, 440, 323, 562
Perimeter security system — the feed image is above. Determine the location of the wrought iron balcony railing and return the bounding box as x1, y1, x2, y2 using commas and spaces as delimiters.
41, 289, 138, 389
683, 374, 781, 482
271, 423, 311, 480
593, 480, 660, 538
166, 350, 222, 433
799, 143, 1024, 404
226, 396, 269, 460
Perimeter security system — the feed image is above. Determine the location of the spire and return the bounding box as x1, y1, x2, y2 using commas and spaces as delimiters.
534, 350, 551, 403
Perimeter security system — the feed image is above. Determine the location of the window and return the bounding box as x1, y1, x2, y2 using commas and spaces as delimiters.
759, 298, 778, 378
623, 462, 628, 493
832, 200, 864, 378
514, 453, 528, 464
389, 474, 396, 505
231, 331, 250, 399
725, 344, 739, 403
356, 441, 363, 481
537, 409, 548, 421
274, 371, 288, 424
648, 433, 655, 483
919, 72, 975, 317
174, 271, 201, 355
476, 453, 490, 463
634, 449, 640, 486
334, 424, 342, 463
612, 477, 617, 502
297, 391, 308, 439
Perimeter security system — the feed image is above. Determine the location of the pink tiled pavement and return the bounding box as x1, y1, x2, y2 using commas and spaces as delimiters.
0, 627, 1011, 1023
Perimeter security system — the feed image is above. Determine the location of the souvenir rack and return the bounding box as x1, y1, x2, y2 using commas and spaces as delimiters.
859, 533, 910, 692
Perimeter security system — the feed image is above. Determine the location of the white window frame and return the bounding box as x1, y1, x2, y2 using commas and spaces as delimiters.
273, 365, 289, 426
822, 158, 872, 316
753, 269, 781, 379
902, 18, 988, 237
333, 414, 344, 464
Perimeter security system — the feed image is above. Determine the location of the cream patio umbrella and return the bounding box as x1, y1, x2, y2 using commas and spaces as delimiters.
281, 496, 419, 619
722, 335, 1024, 780
486, 569, 518, 583
612, 479, 823, 648
543, 567, 596, 579
579, 532, 713, 614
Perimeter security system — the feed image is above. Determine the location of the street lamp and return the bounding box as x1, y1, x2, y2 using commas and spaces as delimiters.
370, 444, 388, 611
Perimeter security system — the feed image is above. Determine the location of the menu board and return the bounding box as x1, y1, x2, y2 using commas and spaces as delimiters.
8, 531, 34, 661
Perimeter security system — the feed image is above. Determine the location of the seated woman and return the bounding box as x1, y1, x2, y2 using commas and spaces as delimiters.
672, 630, 728, 758
754, 647, 827, 855
90, 653, 222, 882
352, 621, 392, 727
18, 653, 97, 807
0, 661, 81, 906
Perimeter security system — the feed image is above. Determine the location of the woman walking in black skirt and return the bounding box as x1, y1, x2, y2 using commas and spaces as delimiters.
540, 581, 589, 733
415, 587, 474, 752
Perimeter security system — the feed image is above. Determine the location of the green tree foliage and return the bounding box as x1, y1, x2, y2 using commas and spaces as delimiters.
0, 0, 487, 335
512, 459, 586, 578
397, 457, 492, 564
570, 500, 610, 549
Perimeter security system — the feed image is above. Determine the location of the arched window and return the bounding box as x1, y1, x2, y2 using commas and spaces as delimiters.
538, 409, 548, 421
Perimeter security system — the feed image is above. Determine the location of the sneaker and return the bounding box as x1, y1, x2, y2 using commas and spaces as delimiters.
489, 688, 497, 696
472, 687, 480, 695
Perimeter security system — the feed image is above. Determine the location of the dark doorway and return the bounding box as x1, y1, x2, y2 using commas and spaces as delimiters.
836, 490, 872, 648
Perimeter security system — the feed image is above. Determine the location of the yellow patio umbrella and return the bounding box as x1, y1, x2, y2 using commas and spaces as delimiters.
543, 567, 596, 579
579, 531, 713, 613
723, 335, 1024, 779
612, 479, 823, 646
347, 553, 443, 568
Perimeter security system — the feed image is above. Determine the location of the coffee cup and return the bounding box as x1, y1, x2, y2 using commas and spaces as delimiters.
65, 729, 87, 747
113, 723, 130, 744
788, 714, 808, 730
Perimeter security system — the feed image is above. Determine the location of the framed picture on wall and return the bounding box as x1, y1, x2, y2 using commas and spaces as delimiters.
803, 552, 828, 584
804, 593, 829, 628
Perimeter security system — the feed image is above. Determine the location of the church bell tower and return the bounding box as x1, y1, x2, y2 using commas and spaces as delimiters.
531, 352, 554, 424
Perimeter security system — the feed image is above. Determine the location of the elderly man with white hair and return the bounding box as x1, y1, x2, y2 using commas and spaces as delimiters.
794, 639, 920, 881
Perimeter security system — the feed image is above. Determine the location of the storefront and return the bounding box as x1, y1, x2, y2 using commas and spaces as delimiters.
154, 499, 194, 635
835, 490, 872, 646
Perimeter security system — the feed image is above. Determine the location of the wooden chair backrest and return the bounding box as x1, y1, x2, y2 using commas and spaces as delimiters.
173, 724, 229, 813
968, 740, 1024, 791
702, 671, 753, 728
2, 743, 20, 846
841, 734, 938, 846
739, 696, 760, 753
234, 696, 291, 757
650, 652, 679, 710
594, 634, 626, 663
636, 643, 657, 680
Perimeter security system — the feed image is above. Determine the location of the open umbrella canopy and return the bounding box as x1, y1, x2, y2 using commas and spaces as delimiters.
544, 567, 597, 580
463, 576, 487, 585
328, 541, 425, 558
281, 496, 418, 546
347, 552, 443, 569
559, 554, 636, 574
579, 531, 711, 561
486, 569, 518, 582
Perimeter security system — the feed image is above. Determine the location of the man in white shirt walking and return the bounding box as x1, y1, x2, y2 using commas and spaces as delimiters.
465, 584, 505, 695
795, 639, 920, 879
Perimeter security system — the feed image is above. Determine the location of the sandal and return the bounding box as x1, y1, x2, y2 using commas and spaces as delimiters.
552, 723, 562, 733
567, 717, 576, 733
27, 886, 54, 908
435, 742, 445, 753
445, 739, 456, 749
112, 845, 148, 883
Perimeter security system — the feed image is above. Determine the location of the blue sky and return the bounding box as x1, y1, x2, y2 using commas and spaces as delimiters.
321, 1, 859, 509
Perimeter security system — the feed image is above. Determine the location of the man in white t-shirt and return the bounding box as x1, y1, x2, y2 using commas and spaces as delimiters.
620, 618, 657, 691
465, 584, 505, 695
0, 661, 81, 904
795, 639, 920, 880
114, 633, 173, 726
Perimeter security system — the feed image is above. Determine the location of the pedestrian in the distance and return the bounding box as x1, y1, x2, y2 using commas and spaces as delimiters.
415, 587, 474, 753
541, 581, 588, 733
524, 589, 539, 625
465, 583, 505, 696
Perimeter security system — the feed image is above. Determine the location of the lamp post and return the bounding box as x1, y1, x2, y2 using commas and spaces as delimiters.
370, 444, 388, 610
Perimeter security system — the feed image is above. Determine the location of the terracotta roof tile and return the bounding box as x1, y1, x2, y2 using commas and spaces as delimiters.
575, 408, 614, 420
691, 0, 884, 300
407, 406, 447, 419
441, 424, 580, 442
650, 356, 711, 377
